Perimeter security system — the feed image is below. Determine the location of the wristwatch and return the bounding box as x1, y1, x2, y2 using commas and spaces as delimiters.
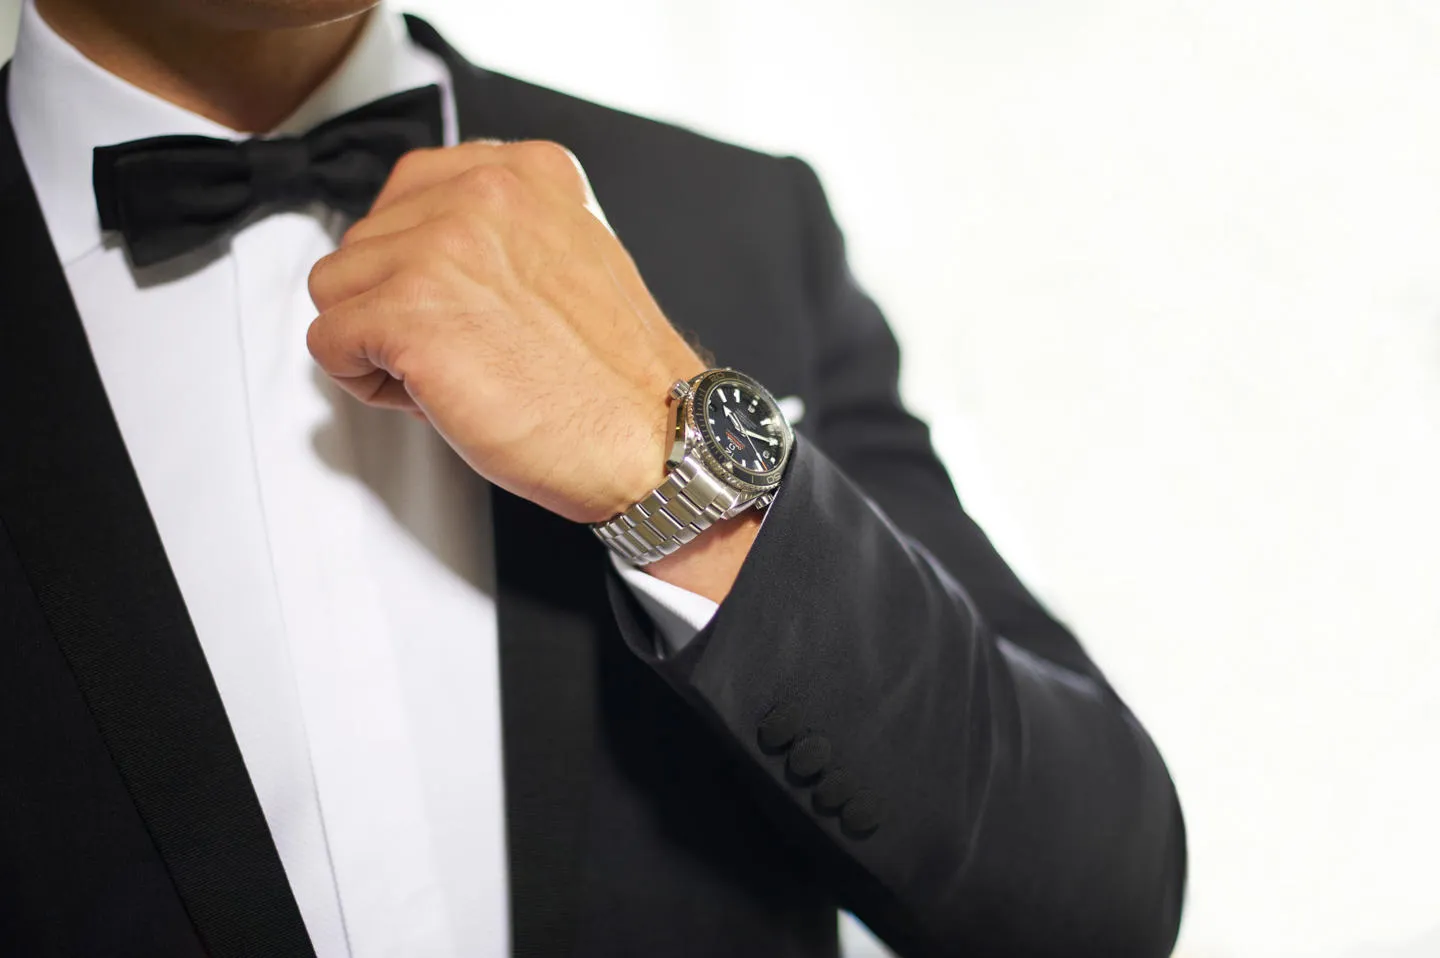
592, 367, 795, 565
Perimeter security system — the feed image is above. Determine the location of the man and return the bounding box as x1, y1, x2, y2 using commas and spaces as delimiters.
0, 0, 1186, 955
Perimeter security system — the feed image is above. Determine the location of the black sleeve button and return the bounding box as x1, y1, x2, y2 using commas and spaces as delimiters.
840, 789, 884, 837
756, 703, 803, 752
813, 767, 857, 815
786, 734, 831, 781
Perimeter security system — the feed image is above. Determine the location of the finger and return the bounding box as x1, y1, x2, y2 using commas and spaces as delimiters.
323, 366, 416, 410
311, 224, 429, 311
360, 375, 418, 411
373, 139, 590, 219
354, 141, 600, 254
343, 180, 466, 247
344, 160, 538, 249
500, 139, 592, 208
372, 139, 507, 212
306, 284, 417, 408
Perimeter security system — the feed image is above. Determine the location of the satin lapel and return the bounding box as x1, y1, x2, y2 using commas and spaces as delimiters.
490, 490, 605, 958
0, 68, 315, 958
405, 19, 604, 957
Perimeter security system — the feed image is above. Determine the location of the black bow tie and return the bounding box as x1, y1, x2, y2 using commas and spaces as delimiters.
92, 85, 444, 268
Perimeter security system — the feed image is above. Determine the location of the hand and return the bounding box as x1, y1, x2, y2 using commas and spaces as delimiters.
305, 140, 706, 523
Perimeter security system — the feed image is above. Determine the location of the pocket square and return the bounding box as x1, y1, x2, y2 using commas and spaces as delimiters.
778, 395, 806, 424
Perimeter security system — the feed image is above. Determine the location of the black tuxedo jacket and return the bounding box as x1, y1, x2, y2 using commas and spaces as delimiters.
0, 18, 1185, 958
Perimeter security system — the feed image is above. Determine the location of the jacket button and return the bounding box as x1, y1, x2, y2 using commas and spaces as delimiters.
786, 734, 831, 781
813, 767, 856, 815
840, 788, 884, 837
757, 703, 803, 752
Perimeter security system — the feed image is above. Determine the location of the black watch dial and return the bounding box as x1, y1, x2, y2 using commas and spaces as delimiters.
699, 376, 789, 483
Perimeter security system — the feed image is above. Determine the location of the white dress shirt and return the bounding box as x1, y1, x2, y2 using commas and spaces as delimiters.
7, 3, 718, 955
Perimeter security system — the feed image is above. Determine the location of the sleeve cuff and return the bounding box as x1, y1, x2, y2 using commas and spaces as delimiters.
609, 552, 719, 656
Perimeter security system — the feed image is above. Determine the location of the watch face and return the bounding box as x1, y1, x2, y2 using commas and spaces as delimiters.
697, 374, 790, 486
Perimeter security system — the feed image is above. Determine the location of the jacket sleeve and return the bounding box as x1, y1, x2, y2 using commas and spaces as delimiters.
608, 157, 1186, 958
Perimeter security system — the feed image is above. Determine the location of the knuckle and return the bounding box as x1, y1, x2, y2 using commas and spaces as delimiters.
340, 220, 371, 247
513, 138, 571, 166
386, 267, 442, 309
458, 139, 505, 161
305, 312, 336, 362
307, 252, 339, 307
432, 214, 485, 260
390, 146, 436, 183
457, 162, 521, 201
514, 139, 586, 193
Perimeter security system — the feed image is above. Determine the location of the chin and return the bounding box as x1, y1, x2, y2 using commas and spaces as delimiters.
172, 0, 381, 30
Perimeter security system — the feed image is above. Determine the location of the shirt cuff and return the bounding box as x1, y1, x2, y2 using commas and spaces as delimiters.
609, 552, 718, 657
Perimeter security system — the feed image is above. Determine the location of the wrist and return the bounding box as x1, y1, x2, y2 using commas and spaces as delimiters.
578, 361, 706, 523
590, 366, 792, 575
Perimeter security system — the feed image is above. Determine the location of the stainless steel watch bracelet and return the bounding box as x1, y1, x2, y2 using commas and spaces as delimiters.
591, 450, 743, 565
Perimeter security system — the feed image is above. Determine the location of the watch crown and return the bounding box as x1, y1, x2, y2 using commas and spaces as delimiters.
669, 380, 692, 401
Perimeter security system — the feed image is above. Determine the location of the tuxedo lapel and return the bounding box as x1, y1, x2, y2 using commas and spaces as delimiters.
489, 491, 605, 958
0, 68, 315, 958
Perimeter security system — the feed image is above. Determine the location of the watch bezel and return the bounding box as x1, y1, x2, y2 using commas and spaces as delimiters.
682, 368, 794, 496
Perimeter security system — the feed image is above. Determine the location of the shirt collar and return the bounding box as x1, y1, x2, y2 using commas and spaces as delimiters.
6, 0, 457, 267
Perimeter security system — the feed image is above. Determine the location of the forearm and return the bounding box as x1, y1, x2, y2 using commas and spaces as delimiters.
611, 439, 1185, 956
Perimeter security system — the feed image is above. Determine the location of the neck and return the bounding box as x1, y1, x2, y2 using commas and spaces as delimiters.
33, 0, 373, 133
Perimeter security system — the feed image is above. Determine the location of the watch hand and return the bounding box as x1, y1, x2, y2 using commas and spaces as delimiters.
721, 406, 765, 460
740, 428, 778, 445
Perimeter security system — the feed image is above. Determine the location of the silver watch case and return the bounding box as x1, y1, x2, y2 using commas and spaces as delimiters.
590, 368, 795, 566
668, 368, 794, 514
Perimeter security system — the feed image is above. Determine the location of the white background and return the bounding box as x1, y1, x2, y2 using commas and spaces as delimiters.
4, 2, 1439, 957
